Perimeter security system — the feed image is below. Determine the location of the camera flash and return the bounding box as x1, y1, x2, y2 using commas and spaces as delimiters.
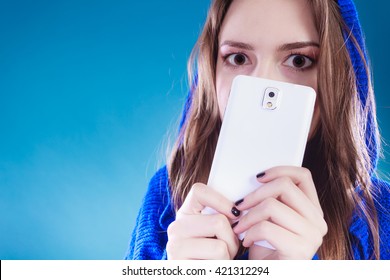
267, 102, 273, 108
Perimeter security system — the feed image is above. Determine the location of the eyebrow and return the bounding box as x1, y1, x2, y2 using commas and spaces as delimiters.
220, 40, 319, 51
220, 40, 255, 50
278, 41, 320, 51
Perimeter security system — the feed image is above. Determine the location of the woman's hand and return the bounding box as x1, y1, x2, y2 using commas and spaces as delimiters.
166, 183, 240, 260
233, 166, 328, 260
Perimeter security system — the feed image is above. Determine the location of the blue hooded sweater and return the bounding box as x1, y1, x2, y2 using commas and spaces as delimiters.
125, 0, 390, 260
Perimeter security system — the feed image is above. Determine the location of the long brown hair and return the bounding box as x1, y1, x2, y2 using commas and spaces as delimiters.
168, 0, 380, 259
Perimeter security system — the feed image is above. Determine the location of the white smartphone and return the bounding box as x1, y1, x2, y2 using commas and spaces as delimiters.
202, 75, 316, 248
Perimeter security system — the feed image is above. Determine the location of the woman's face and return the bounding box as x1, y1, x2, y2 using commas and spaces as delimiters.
216, 0, 320, 137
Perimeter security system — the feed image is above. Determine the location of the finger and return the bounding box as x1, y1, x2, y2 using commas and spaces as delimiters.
233, 197, 311, 236
167, 238, 232, 260
178, 183, 239, 220
237, 177, 325, 230
243, 221, 320, 259
168, 213, 240, 258
257, 166, 321, 209
247, 245, 276, 260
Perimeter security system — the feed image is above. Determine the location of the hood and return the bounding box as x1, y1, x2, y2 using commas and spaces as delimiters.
338, 0, 379, 171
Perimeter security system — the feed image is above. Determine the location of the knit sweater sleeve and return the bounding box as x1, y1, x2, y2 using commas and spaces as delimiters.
350, 177, 390, 259
124, 166, 175, 260
375, 178, 390, 259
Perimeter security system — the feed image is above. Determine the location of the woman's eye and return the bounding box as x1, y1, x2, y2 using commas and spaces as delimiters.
225, 53, 249, 66
284, 54, 313, 69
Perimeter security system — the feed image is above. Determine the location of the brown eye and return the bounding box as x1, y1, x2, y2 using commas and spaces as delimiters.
227, 53, 249, 66
284, 54, 313, 70
293, 55, 306, 68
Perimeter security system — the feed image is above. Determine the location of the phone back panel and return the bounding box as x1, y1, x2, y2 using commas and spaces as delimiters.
207, 75, 316, 202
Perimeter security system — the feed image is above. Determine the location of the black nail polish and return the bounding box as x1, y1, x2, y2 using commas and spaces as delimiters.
256, 172, 265, 178
231, 206, 241, 217
231, 221, 239, 228
235, 198, 244, 206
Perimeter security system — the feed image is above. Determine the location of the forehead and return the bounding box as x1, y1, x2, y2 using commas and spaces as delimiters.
219, 0, 319, 45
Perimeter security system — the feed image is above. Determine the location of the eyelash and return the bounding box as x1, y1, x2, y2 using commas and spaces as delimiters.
222, 52, 249, 69
285, 52, 317, 72
222, 52, 317, 72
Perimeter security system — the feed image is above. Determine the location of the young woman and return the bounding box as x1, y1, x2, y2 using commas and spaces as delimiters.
126, 0, 390, 260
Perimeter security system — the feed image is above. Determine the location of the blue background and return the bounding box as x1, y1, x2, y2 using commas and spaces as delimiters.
0, 0, 389, 259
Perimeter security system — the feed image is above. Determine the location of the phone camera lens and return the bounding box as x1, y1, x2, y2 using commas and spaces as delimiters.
269, 92, 275, 98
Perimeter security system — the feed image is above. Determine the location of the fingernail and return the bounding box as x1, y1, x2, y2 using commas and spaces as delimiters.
231, 206, 241, 217
235, 198, 244, 206
231, 221, 239, 228
256, 172, 265, 178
